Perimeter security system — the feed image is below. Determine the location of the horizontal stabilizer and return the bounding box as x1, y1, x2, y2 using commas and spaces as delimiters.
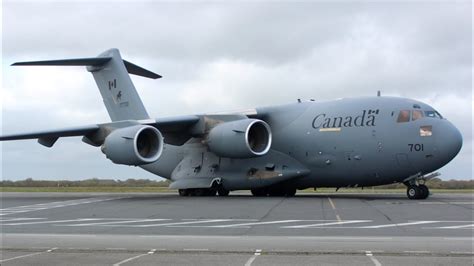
123, 60, 161, 79
12, 56, 161, 79
11, 57, 111, 66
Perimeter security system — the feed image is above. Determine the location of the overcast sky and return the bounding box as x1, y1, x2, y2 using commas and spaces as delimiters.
1, 1, 472, 181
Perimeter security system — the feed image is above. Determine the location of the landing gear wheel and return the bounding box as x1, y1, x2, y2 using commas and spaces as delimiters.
418, 185, 430, 199
191, 188, 207, 197
207, 188, 217, 196
217, 188, 230, 196
251, 188, 268, 197
285, 188, 297, 197
178, 189, 189, 196
407, 185, 421, 200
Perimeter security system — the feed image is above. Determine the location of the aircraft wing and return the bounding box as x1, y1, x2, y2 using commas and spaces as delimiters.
0, 115, 200, 147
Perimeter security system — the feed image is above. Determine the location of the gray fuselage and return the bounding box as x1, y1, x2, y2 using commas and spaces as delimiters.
141, 96, 462, 190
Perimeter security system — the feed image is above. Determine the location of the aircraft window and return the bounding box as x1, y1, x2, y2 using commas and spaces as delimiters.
412, 110, 424, 121
397, 110, 410, 123
420, 126, 432, 137
425, 111, 443, 119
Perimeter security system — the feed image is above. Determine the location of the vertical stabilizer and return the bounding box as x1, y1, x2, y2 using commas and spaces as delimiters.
12, 48, 161, 122
86, 49, 150, 121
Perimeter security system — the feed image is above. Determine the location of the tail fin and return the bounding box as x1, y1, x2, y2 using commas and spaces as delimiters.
12, 48, 160, 121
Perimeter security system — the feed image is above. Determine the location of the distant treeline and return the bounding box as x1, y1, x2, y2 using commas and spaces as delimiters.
0, 178, 170, 187
0, 178, 472, 189
377, 178, 473, 189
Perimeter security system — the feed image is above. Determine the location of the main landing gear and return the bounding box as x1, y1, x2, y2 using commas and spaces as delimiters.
406, 184, 430, 200
178, 187, 230, 197
251, 187, 297, 197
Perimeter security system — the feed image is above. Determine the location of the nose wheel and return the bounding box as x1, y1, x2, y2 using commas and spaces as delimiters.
406, 184, 429, 200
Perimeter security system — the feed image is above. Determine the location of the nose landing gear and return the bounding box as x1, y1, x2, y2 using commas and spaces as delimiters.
406, 184, 429, 200
403, 172, 438, 200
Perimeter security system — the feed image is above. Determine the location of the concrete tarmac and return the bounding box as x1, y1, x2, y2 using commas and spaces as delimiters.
0, 192, 472, 265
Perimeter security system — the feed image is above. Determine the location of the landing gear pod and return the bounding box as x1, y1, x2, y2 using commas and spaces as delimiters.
102, 125, 164, 165
207, 119, 272, 158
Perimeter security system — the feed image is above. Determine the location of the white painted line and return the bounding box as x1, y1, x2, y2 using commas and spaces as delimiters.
0, 218, 46, 222
123, 219, 233, 228
113, 253, 149, 266
0, 252, 45, 262
3, 218, 102, 226
438, 224, 474, 229
365, 251, 382, 266
245, 249, 262, 266
209, 220, 301, 228
0, 247, 57, 263
358, 221, 438, 229
0, 197, 124, 216
62, 219, 171, 226
283, 220, 371, 229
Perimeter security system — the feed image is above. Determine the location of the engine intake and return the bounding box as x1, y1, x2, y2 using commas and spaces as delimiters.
207, 119, 272, 158
102, 125, 164, 165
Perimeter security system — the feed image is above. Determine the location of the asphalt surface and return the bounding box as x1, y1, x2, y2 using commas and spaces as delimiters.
0, 192, 472, 265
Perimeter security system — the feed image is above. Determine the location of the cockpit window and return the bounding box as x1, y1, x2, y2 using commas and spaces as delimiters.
412, 110, 424, 121
397, 110, 410, 123
425, 111, 443, 119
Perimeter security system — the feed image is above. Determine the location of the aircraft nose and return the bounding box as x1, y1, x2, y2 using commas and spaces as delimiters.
437, 121, 463, 164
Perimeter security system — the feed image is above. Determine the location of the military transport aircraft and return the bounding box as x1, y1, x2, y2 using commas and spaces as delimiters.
0, 49, 463, 199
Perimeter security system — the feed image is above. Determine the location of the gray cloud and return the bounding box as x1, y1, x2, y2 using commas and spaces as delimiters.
2, 1, 472, 180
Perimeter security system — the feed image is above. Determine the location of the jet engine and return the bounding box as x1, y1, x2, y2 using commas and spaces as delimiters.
101, 125, 164, 166
207, 119, 272, 158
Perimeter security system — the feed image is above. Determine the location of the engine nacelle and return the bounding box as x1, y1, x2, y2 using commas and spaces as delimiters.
207, 119, 272, 158
101, 125, 164, 166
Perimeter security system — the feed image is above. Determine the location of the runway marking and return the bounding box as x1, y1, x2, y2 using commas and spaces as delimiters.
358, 221, 439, 229
117, 219, 234, 227
328, 197, 342, 222
282, 220, 371, 228
208, 219, 301, 228
0, 197, 124, 216
0, 218, 46, 222
437, 224, 474, 229
62, 218, 171, 226
0, 247, 57, 263
245, 249, 262, 266
365, 251, 382, 266
3, 218, 103, 226
112, 249, 154, 266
